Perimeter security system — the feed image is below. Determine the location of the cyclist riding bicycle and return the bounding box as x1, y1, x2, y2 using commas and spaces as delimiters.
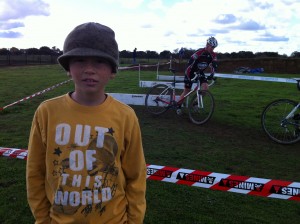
178, 36, 218, 105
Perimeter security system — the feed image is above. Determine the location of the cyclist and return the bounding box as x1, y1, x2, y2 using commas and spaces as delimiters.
178, 36, 218, 109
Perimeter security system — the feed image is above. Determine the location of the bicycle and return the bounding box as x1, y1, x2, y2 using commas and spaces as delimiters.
145, 69, 215, 125
261, 78, 300, 144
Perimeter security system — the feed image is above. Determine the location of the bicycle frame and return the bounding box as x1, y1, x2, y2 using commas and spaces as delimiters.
281, 79, 300, 126
281, 102, 300, 126
145, 70, 215, 125
175, 73, 203, 108
285, 103, 300, 118
154, 72, 207, 109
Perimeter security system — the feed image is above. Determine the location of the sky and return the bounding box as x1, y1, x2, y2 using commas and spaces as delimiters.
0, 0, 300, 56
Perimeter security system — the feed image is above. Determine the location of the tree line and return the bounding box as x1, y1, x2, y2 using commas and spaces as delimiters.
1, 46, 300, 60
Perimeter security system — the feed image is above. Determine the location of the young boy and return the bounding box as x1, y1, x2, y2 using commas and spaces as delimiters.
26, 22, 147, 224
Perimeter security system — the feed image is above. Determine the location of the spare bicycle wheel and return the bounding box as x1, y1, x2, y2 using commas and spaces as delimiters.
261, 99, 300, 144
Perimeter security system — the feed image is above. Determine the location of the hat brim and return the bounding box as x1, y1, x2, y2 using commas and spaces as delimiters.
57, 47, 118, 72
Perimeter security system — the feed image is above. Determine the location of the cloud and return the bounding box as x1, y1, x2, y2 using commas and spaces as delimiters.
231, 20, 265, 30
0, 0, 298, 55
147, 0, 165, 10
0, 0, 49, 40
141, 24, 153, 28
210, 29, 230, 34
254, 33, 289, 42
0, 31, 23, 38
214, 14, 237, 24
0, 22, 25, 30
102, 0, 143, 9
164, 31, 175, 37
0, 0, 50, 20
251, 0, 273, 10
187, 33, 201, 37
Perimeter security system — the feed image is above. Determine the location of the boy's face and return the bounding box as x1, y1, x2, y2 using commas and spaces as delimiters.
69, 56, 115, 95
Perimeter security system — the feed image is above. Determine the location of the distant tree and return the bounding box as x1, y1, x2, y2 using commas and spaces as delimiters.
10, 47, 22, 55
237, 51, 255, 58
51, 46, 62, 55
230, 52, 240, 59
0, 48, 10, 55
39, 46, 53, 55
218, 52, 231, 59
2, 45, 296, 60
137, 51, 147, 59
146, 50, 158, 59
173, 48, 179, 54
290, 51, 300, 58
26, 48, 40, 55
255, 52, 280, 58
19, 49, 27, 54
119, 50, 131, 58
183, 49, 195, 58
159, 50, 172, 59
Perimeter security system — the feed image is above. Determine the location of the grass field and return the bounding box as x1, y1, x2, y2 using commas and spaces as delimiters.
0, 64, 300, 224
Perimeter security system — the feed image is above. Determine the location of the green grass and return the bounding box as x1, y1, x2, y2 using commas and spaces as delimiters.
1, 64, 300, 223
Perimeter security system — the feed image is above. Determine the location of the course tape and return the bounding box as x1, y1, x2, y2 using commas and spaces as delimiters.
147, 164, 300, 201
0, 79, 72, 111
156, 73, 298, 83
0, 147, 27, 160
0, 63, 168, 111
119, 63, 165, 70
1, 147, 299, 201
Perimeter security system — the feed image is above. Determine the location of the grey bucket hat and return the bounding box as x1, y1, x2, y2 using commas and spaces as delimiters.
57, 22, 119, 73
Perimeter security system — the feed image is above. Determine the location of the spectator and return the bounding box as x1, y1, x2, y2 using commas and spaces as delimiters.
133, 47, 137, 64
26, 22, 147, 224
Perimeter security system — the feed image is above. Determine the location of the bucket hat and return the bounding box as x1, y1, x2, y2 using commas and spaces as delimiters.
58, 22, 119, 73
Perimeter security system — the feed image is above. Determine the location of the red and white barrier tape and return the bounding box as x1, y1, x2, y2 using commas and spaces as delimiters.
0, 79, 72, 111
0, 147, 27, 160
147, 164, 300, 201
1, 148, 299, 201
0, 63, 169, 111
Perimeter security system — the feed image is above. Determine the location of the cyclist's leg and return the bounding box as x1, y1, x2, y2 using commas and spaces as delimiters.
178, 75, 193, 105
201, 82, 208, 91
199, 72, 209, 90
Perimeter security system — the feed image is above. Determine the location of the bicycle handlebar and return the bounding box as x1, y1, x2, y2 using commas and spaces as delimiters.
191, 72, 214, 82
296, 78, 300, 91
169, 69, 215, 82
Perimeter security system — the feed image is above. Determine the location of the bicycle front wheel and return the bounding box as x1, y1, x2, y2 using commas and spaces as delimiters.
261, 99, 300, 144
188, 90, 215, 125
145, 84, 172, 115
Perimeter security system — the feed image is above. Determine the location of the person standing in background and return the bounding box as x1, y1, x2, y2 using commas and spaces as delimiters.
133, 47, 137, 64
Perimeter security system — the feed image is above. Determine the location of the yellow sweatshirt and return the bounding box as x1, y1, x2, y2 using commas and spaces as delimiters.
26, 93, 146, 224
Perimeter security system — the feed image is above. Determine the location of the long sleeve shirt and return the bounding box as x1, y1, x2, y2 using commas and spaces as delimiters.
185, 48, 217, 78
26, 93, 146, 224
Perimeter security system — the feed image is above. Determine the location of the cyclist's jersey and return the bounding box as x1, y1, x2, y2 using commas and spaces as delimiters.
185, 48, 217, 79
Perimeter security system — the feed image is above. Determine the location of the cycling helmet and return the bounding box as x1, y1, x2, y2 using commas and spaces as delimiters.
207, 36, 218, 48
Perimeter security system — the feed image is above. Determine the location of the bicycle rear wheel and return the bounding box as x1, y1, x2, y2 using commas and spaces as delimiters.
261, 99, 300, 144
145, 84, 172, 115
188, 90, 214, 125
